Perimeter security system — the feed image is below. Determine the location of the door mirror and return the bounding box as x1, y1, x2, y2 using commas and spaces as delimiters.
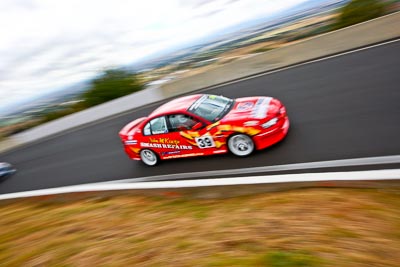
192, 122, 203, 130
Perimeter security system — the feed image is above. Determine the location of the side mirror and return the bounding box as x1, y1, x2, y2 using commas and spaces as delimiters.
192, 122, 203, 130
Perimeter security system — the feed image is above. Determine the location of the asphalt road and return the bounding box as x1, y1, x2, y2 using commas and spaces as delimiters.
1, 41, 400, 194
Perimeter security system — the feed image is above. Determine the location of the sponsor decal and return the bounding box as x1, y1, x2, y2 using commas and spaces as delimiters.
195, 135, 215, 149
237, 102, 254, 111
140, 142, 193, 150
252, 97, 272, 119
162, 151, 181, 156
163, 152, 204, 159
124, 140, 138, 145
149, 137, 180, 145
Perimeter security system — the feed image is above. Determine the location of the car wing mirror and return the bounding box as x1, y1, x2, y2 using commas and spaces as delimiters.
192, 122, 203, 130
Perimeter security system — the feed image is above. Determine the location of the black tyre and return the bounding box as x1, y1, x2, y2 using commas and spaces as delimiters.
227, 134, 255, 157
140, 149, 159, 166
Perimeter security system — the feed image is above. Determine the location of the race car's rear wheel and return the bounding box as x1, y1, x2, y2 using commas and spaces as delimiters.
140, 149, 158, 166
228, 134, 254, 157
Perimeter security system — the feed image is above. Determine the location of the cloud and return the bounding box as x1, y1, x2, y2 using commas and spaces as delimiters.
0, 0, 308, 113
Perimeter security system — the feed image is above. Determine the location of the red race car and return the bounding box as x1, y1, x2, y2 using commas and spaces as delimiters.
119, 94, 289, 166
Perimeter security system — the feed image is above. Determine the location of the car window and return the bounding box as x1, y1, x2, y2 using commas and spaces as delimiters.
143, 116, 168, 135
168, 114, 199, 131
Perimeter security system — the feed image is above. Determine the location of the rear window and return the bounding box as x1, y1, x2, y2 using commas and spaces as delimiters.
143, 116, 168, 135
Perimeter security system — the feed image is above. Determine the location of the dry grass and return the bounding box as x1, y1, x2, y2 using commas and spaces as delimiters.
0, 188, 400, 266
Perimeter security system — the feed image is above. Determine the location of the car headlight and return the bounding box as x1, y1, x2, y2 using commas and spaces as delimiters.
261, 118, 278, 129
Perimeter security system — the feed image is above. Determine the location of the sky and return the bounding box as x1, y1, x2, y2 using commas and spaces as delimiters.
0, 0, 313, 114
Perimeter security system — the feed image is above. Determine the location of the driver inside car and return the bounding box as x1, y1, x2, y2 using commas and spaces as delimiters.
168, 114, 198, 131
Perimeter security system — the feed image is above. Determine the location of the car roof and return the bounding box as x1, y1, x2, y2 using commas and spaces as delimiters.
149, 94, 203, 117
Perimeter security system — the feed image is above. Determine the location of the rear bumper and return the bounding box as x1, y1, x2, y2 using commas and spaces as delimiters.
123, 145, 141, 160
253, 116, 289, 150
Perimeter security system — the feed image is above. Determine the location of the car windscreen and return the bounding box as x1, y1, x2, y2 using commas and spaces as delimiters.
188, 95, 233, 122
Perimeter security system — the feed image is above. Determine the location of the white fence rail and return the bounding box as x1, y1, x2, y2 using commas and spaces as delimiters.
1, 169, 400, 201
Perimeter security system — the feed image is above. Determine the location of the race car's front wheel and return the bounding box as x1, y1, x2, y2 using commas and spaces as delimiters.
228, 134, 254, 157
140, 149, 158, 166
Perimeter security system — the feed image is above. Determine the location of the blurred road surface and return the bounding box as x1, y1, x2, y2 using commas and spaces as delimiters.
1, 40, 399, 194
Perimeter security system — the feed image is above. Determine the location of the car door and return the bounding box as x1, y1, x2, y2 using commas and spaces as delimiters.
140, 115, 197, 159
167, 113, 220, 157
160, 113, 203, 158
140, 116, 172, 156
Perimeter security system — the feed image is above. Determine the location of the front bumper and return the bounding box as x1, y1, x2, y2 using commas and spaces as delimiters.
253, 116, 290, 150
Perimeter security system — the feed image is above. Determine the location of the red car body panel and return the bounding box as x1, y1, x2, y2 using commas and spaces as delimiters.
119, 94, 289, 162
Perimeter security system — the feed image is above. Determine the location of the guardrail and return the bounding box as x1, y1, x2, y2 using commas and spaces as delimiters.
1, 12, 399, 154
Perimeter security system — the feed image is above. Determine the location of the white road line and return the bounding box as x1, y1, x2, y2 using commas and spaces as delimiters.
1, 169, 399, 200
98, 155, 400, 184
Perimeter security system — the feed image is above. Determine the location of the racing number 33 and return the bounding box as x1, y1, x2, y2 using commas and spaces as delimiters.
195, 136, 215, 148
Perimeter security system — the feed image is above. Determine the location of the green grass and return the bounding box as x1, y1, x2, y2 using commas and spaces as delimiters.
261, 250, 320, 267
